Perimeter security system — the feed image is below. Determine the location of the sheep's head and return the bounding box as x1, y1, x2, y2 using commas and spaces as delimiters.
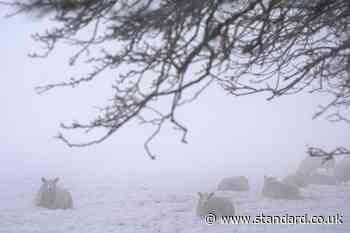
41, 177, 59, 195
197, 192, 214, 206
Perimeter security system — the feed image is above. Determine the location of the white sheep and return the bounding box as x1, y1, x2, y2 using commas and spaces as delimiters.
35, 177, 74, 209
282, 173, 308, 188
304, 172, 337, 186
196, 192, 235, 219
334, 156, 350, 184
262, 176, 304, 200
217, 176, 250, 191
297, 156, 335, 175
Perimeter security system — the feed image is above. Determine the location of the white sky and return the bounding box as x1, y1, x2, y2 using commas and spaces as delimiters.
1, 7, 349, 189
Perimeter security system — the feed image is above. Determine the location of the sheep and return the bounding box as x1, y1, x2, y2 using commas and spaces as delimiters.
35, 177, 74, 209
334, 156, 350, 184
196, 192, 235, 219
262, 176, 304, 200
296, 156, 335, 176
217, 176, 250, 191
304, 172, 337, 186
282, 173, 308, 188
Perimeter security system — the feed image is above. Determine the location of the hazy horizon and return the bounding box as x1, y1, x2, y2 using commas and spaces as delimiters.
1, 8, 349, 184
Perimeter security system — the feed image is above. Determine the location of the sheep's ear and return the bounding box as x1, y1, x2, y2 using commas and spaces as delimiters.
198, 192, 202, 198
41, 177, 46, 183
54, 177, 59, 183
264, 175, 267, 180
208, 192, 215, 199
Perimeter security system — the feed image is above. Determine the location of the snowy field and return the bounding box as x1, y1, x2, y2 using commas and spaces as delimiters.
1, 3, 350, 233
1, 162, 349, 233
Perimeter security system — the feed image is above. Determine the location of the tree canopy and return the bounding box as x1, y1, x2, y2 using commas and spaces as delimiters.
2, 0, 350, 159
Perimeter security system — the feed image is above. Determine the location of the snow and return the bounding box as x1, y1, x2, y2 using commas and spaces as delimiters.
0, 167, 349, 233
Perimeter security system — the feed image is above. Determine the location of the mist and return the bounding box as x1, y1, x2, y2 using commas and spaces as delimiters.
1, 7, 349, 233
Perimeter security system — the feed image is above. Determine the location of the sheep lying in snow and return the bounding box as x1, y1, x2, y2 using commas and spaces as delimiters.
282, 173, 308, 188
217, 176, 250, 191
35, 177, 73, 209
334, 156, 350, 184
196, 192, 235, 219
262, 176, 304, 200
297, 156, 335, 175
304, 172, 337, 186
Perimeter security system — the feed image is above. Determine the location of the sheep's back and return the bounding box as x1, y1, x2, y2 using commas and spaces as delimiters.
306, 173, 337, 185
262, 181, 302, 200
197, 197, 235, 218
218, 176, 249, 191
282, 174, 308, 188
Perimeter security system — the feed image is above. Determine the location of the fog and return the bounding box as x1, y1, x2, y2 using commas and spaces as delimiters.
1, 8, 350, 233
0, 9, 350, 233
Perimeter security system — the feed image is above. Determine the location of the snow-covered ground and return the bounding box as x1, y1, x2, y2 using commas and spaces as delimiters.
0, 164, 349, 233
1, 4, 350, 233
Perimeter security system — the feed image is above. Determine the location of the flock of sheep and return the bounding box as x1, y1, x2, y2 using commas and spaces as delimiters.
34, 155, 350, 222
196, 155, 350, 219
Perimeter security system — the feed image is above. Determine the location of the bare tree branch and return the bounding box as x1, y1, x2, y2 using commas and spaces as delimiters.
307, 146, 350, 164
2, 0, 350, 158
